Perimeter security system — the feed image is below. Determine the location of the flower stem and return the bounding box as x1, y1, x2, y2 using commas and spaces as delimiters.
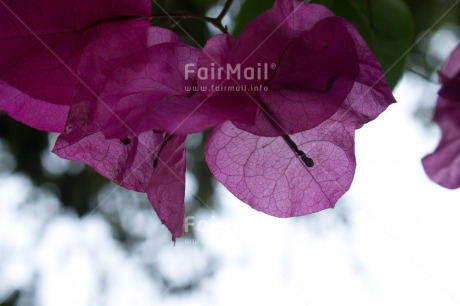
217, 0, 234, 22
153, 133, 172, 169
258, 103, 315, 168
151, 0, 234, 34
282, 135, 314, 168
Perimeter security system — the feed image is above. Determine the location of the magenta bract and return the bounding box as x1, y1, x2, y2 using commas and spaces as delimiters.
423, 45, 460, 189
204, 0, 395, 217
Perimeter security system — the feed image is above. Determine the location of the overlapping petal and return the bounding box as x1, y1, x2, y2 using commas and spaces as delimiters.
422, 97, 460, 189
423, 46, 460, 189
0, 0, 150, 132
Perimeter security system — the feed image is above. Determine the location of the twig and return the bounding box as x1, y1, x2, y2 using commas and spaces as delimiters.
217, 0, 234, 22
407, 67, 438, 84
151, 0, 234, 34
258, 104, 315, 168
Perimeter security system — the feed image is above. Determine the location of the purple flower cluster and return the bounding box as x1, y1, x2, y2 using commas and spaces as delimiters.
0, 0, 395, 240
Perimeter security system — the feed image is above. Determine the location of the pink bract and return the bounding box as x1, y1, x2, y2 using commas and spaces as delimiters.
423, 45, 460, 189
204, 0, 395, 217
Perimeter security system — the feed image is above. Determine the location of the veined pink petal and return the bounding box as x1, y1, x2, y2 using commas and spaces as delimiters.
205, 109, 357, 217
0, 81, 68, 132
52, 98, 163, 192
339, 19, 396, 127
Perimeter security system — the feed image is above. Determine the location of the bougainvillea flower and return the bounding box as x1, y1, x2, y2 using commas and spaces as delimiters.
204, 0, 395, 216
52, 24, 202, 240
422, 45, 460, 189
0, 0, 151, 132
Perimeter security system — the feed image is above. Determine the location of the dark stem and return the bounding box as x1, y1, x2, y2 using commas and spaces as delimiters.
407, 67, 438, 84
258, 104, 315, 168
151, 0, 234, 34
282, 135, 314, 168
217, 0, 234, 22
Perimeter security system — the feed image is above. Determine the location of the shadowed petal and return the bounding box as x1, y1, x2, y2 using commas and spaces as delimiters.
422, 45, 460, 189
0, 0, 151, 132
148, 135, 187, 242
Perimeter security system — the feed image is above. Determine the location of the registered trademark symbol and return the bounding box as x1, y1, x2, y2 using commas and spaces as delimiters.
271, 63, 277, 70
